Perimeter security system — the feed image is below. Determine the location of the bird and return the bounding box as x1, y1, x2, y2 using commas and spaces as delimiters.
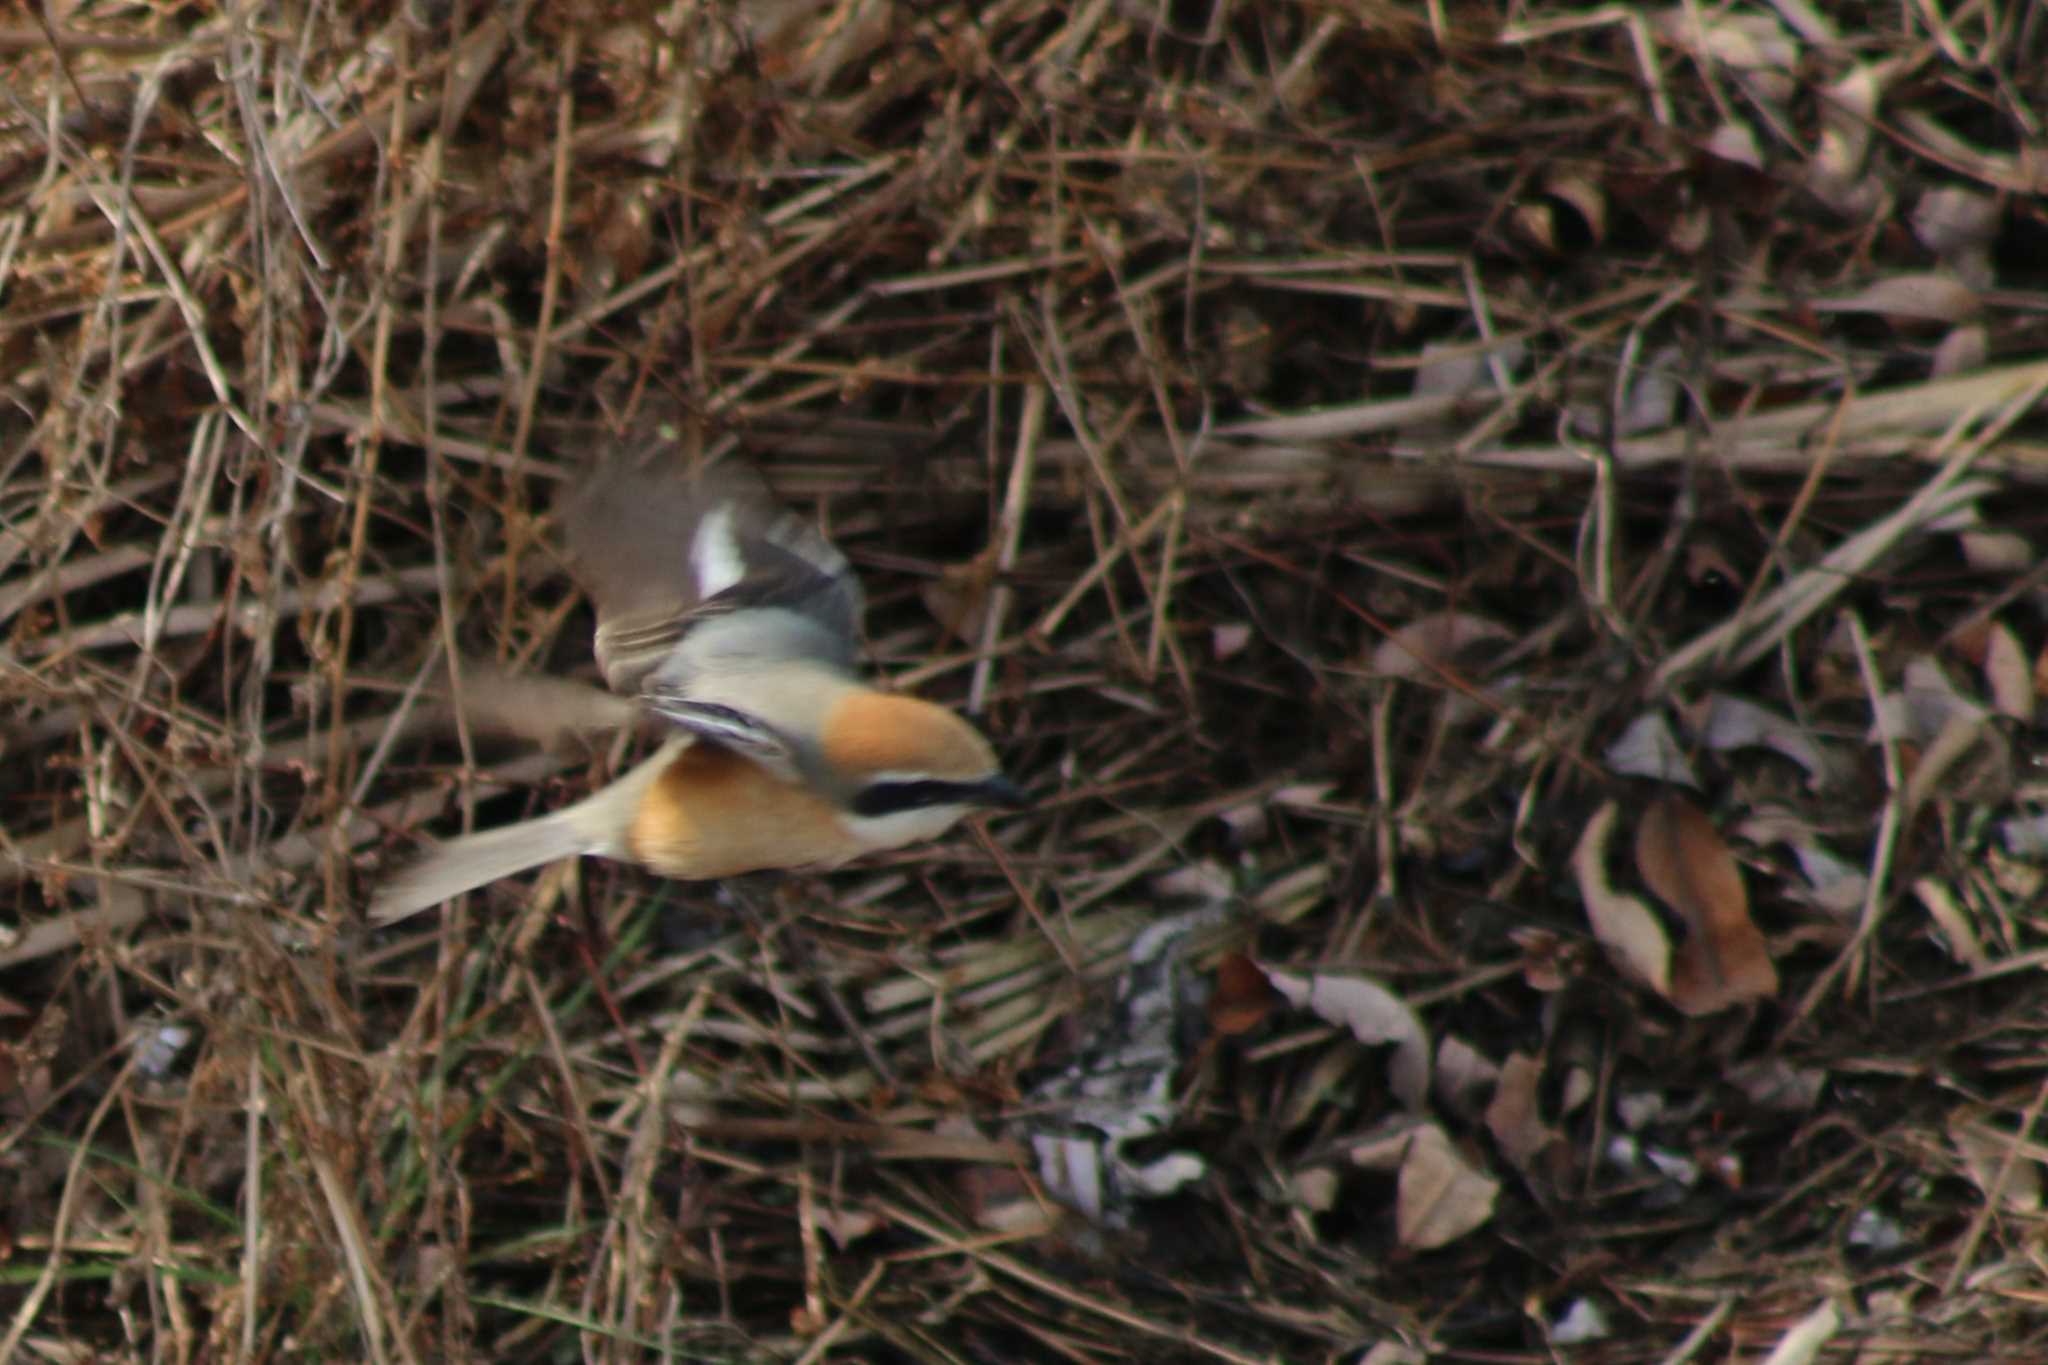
369, 442, 1025, 925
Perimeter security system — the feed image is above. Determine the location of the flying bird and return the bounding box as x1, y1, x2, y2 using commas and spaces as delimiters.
370, 447, 1024, 924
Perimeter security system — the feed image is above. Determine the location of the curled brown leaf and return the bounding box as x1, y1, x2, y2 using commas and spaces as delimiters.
1634, 793, 1779, 1015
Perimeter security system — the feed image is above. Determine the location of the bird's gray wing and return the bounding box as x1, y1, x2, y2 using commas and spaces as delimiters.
563, 446, 863, 696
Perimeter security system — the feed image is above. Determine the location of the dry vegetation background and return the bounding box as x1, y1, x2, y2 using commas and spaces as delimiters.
5, 0, 2048, 1360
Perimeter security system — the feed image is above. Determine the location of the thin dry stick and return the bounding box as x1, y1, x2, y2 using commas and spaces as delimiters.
0, 1050, 142, 1362
874, 1195, 1278, 1365
791, 1261, 888, 1365
969, 380, 1044, 714
325, 38, 416, 909
285, 1025, 412, 1365
1656, 1294, 1738, 1365
241, 1049, 264, 1359
1030, 493, 1175, 640
1940, 1074, 2048, 1296
1780, 610, 1902, 1037
1651, 450, 1997, 690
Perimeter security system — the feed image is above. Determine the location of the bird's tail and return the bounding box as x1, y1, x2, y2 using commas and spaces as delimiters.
369, 810, 594, 925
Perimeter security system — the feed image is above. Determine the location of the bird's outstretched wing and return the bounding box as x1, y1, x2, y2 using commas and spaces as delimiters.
563, 441, 863, 697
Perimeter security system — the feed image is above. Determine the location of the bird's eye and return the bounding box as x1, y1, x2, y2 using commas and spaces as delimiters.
850, 780, 960, 818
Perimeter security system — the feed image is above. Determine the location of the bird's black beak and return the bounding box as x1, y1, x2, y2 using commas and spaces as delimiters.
975, 774, 1030, 810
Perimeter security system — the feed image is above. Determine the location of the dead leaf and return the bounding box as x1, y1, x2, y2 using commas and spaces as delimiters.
1960, 530, 2034, 575
815, 1206, 884, 1249
1358, 1345, 1428, 1365
1434, 1036, 1500, 1119
1684, 538, 1745, 591
1385, 1123, 1499, 1250
1368, 611, 1510, 682
1704, 121, 1765, 171
1913, 877, 1988, 970
1544, 170, 1607, 243
1210, 622, 1252, 659
1548, 1298, 1613, 1345
1902, 707, 2011, 815
1724, 1058, 1826, 1111
1913, 186, 2001, 255
1618, 343, 1682, 434
1410, 341, 1487, 400
1572, 802, 1673, 996
1692, 692, 1836, 788
1931, 324, 1987, 377
1258, 965, 1430, 1111
1950, 1118, 2043, 1213
1208, 953, 1277, 1036
1784, 838, 1868, 916
1485, 1053, 1562, 1175
1821, 60, 1883, 139
1513, 200, 1561, 255
1507, 926, 1577, 992
1876, 657, 1985, 745
1980, 621, 2033, 723
1605, 712, 1699, 786
1659, 10, 1798, 71
1816, 272, 1980, 324
1634, 793, 1778, 1014
1290, 1166, 1340, 1212
1272, 782, 1336, 809
920, 547, 997, 641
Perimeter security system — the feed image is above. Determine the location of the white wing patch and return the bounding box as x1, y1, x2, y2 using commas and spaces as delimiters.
841, 803, 974, 852
690, 505, 746, 599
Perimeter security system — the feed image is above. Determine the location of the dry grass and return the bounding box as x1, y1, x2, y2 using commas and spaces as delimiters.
5, 0, 2048, 1360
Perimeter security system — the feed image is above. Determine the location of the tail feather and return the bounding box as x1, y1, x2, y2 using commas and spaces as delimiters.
369, 811, 594, 925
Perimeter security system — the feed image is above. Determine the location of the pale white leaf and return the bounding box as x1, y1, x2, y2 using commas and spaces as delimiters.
1034, 1134, 1107, 1220
1983, 621, 2033, 723
1694, 692, 1835, 787
1411, 342, 1488, 400
1913, 877, 1989, 969
1272, 782, 1337, 809
1704, 121, 1765, 170
1357, 1343, 1428, 1365
1848, 1209, 1905, 1250
1724, 1058, 1826, 1110
1620, 344, 1684, 434
1435, 1035, 1500, 1119
2000, 810, 2048, 859
1369, 611, 1511, 681
1259, 965, 1431, 1111
1822, 61, 1883, 126
1392, 1123, 1498, 1249
1544, 172, 1606, 243
1485, 1053, 1559, 1174
1761, 0, 1836, 45
1815, 272, 1979, 323
1124, 1152, 1207, 1197
1660, 10, 1798, 70
1759, 1301, 1840, 1365
1559, 1065, 1595, 1115
815, 1207, 884, 1249
1291, 1166, 1340, 1212
1786, 840, 1868, 916
1913, 186, 2000, 258
1931, 325, 1988, 376
1550, 1298, 1613, 1345
1572, 802, 1673, 995
1615, 1090, 1664, 1131
1605, 711, 1699, 786
1951, 1120, 2043, 1213
1873, 657, 1985, 745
